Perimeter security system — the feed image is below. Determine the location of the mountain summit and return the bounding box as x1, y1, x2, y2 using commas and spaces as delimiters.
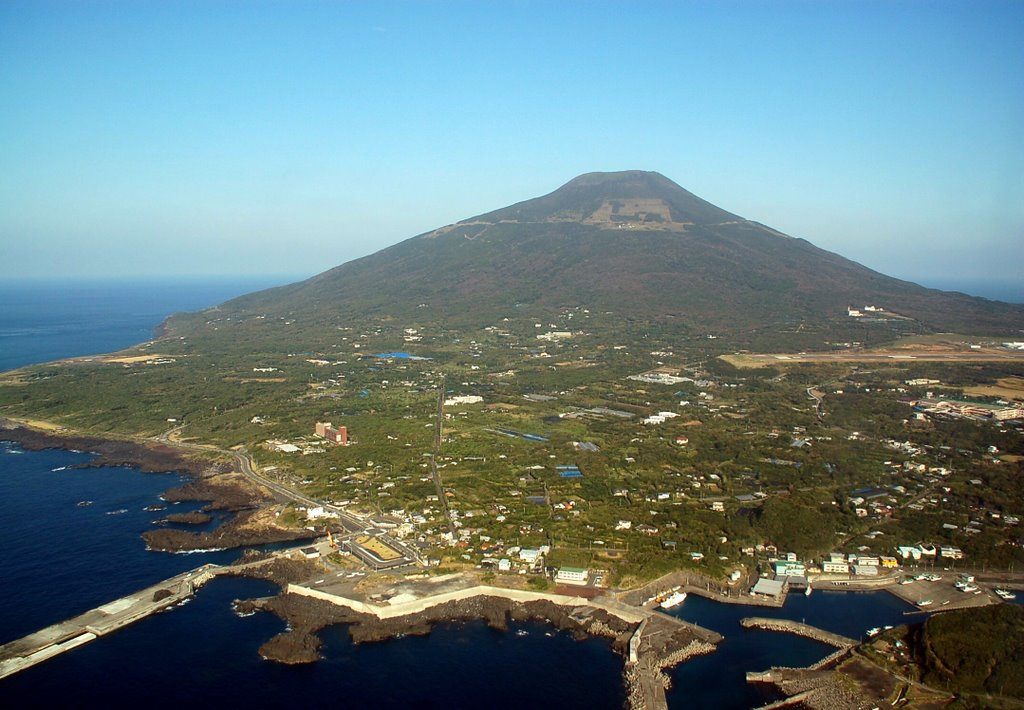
215, 171, 1022, 338
467, 170, 741, 227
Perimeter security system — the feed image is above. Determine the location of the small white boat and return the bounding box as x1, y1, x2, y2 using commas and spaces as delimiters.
917, 599, 933, 607
660, 591, 688, 609
996, 589, 1017, 600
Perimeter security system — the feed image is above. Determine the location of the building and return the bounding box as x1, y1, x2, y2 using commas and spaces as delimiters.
443, 395, 484, 406
306, 506, 338, 520
940, 546, 965, 560
774, 560, 805, 577
896, 546, 922, 561
993, 406, 1024, 421
751, 577, 785, 600
315, 422, 348, 445
519, 548, 542, 564
822, 561, 850, 574
853, 565, 879, 576
555, 567, 589, 585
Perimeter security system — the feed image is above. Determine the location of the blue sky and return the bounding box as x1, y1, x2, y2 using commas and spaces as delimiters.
1, 1, 1022, 298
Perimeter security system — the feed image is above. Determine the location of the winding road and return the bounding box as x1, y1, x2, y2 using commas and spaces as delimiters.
153, 427, 423, 566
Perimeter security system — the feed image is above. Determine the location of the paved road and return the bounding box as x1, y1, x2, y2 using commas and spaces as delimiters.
430, 379, 456, 536
153, 428, 422, 566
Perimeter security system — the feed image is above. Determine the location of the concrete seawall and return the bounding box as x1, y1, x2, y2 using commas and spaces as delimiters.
287, 583, 650, 624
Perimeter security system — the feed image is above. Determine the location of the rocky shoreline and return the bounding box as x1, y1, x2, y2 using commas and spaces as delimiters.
143, 509, 318, 552
0, 420, 219, 477
233, 589, 638, 665
222, 555, 639, 665
0, 420, 317, 552
163, 511, 214, 525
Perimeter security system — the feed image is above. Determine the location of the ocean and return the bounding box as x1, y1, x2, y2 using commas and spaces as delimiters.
0, 277, 925, 708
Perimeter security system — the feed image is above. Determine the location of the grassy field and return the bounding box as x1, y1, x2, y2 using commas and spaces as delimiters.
355, 535, 403, 561
964, 376, 1024, 400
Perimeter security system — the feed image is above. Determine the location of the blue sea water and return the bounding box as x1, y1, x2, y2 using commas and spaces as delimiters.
0, 277, 300, 371
0, 278, 923, 708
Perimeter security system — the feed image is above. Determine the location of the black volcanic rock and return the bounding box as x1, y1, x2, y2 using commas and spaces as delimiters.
189, 171, 1023, 336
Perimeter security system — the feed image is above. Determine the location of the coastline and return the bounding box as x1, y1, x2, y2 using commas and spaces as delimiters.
224, 557, 721, 710
3, 414, 978, 710
0, 417, 218, 478
0, 418, 317, 552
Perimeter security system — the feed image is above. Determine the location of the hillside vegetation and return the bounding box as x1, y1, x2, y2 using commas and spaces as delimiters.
915, 604, 1024, 700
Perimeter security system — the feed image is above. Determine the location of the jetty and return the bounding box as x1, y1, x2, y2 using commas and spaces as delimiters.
0, 565, 220, 680
740, 617, 857, 648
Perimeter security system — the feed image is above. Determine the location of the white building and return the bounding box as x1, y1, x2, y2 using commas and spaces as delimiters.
443, 395, 484, 406
555, 567, 589, 585
306, 506, 339, 520
519, 548, 542, 564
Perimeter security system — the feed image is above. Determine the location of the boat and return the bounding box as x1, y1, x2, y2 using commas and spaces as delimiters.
804, 585, 812, 596
995, 589, 1017, 600
917, 599, 933, 607
867, 627, 882, 637
76, 500, 93, 507
660, 591, 688, 609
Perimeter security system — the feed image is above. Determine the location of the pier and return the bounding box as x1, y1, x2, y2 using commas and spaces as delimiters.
0, 565, 220, 680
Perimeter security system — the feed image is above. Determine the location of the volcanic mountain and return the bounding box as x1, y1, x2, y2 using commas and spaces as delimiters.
217, 171, 1022, 336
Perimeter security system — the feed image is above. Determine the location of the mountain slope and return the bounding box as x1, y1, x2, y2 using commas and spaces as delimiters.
212, 171, 1023, 336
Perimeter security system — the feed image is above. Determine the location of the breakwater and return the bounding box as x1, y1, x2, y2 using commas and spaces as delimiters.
0, 565, 219, 680
739, 617, 857, 648
0, 554, 288, 680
